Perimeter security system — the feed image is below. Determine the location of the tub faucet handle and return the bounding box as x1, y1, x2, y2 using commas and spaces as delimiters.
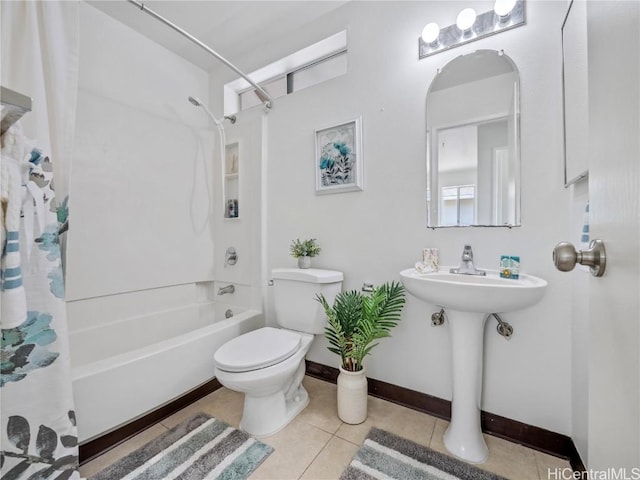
218, 284, 235, 295
225, 247, 237, 267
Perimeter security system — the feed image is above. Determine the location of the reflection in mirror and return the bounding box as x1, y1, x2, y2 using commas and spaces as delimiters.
426, 50, 520, 228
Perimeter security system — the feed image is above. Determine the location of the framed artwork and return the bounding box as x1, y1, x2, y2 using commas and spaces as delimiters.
314, 117, 363, 194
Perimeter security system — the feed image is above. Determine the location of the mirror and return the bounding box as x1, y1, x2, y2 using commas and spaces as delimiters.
426, 50, 521, 227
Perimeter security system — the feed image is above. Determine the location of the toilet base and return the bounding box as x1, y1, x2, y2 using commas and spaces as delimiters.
240, 383, 309, 437
214, 331, 314, 437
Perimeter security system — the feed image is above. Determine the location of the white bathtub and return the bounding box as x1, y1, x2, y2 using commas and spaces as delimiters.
70, 304, 263, 442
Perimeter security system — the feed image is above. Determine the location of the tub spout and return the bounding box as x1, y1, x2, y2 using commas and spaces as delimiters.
218, 284, 235, 295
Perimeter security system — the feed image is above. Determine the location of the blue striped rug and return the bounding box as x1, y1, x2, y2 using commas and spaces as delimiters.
90, 413, 273, 480
341, 428, 507, 480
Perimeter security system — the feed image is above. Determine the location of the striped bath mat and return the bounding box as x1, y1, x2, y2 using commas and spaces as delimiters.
341, 428, 506, 480
90, 413, 273, 480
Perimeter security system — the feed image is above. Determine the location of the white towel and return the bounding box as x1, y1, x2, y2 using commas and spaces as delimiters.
1, 125, 28, 329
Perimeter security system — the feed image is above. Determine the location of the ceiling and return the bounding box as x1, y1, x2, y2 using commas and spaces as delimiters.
89, 1, 349, 72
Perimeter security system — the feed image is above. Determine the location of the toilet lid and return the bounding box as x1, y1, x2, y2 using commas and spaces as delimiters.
214, 327, 302, 373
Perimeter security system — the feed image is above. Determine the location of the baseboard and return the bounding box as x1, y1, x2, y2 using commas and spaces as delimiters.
305, 360, 586, 473
79, 362, 586, 474
79, 378, 222, 465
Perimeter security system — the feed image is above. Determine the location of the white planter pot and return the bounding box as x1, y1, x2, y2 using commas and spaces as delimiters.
337, 367, 368, 424
298, 256, 311, 269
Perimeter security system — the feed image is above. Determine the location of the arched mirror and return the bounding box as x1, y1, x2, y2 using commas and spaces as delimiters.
426, 50, 520, 228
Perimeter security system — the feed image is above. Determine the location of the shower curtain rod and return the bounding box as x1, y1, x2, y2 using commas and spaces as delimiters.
126, 0, 273, 109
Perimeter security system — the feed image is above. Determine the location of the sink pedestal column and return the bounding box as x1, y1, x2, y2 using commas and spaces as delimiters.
443, 310, 489, 464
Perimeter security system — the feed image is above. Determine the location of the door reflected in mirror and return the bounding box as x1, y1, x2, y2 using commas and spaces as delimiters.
426, 50, 521, 228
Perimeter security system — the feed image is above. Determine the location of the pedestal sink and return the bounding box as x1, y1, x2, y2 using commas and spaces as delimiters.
399, 267, 547, 463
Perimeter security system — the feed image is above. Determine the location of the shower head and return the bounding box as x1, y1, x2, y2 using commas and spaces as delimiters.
188, 96, 222, 126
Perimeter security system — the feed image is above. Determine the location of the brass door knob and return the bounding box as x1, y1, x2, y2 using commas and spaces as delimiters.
553, 239, 606, 277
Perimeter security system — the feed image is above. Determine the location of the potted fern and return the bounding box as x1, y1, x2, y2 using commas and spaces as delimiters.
289, 238, 321, 269
316, 281, 406, 423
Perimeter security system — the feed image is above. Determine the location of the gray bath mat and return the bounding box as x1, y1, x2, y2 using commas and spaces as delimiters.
90, 413, 273, 480
341, 427, 507, 480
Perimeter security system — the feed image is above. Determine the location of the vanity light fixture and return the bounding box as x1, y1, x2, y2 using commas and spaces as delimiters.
421, 22, 441, 45
419, 0, 525, 59
494, 0, 518, 20
456, 8, 477, 32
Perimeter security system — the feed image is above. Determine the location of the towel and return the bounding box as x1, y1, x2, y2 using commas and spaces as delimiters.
1, 124, 28, 329
577, 201, 590, 273
580, 201, 590, 249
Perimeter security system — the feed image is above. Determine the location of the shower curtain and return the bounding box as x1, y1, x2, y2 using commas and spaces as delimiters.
1, 2, 80, 479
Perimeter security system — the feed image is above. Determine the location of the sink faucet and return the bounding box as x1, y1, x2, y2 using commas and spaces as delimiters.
218, 284, 235, 295
450, 245, 486, 276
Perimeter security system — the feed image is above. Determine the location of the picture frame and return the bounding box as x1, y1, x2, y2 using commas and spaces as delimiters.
314, 117, 363, 194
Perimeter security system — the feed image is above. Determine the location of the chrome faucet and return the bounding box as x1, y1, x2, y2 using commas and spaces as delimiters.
450, 245, 486, 276
218, 284, 235, 295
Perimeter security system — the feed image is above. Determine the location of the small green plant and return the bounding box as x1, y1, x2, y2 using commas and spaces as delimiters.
316, 282, 406, 372
289, 238, 321, 258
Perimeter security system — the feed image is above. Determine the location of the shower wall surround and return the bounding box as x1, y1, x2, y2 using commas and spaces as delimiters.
64, 2, 266, 441
67, 1, 267, 360
209, 1, 573, 436
66, 0, 220, 405
66, 3, 214, 301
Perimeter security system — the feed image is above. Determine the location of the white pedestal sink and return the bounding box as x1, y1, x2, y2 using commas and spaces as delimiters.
399, 267, 547, 463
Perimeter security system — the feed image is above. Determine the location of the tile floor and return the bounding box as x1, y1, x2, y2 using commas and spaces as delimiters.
80, 376, 572, 479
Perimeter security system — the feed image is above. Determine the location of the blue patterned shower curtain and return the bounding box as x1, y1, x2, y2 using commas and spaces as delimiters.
1, 127, 79, 479
1, 1, 80, 479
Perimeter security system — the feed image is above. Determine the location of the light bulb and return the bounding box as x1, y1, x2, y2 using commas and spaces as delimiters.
456, 8, 477, 31
421, 22, 440, 44
494, 0, 517, 18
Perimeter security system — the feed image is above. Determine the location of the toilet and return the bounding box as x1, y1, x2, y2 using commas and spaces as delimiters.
214, 267, 343, 437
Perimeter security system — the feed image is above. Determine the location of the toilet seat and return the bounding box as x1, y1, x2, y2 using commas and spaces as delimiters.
214, 327, 301, 373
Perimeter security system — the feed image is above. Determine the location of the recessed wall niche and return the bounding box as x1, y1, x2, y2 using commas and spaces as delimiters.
225, 142, 239, 219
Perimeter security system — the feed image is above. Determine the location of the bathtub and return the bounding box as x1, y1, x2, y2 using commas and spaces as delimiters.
70, 303, 263, 442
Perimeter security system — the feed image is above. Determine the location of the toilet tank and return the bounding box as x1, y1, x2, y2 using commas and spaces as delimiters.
271, 268, 343, 334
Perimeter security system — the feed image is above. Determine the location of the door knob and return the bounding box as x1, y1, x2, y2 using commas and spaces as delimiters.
553, 239, 606, 277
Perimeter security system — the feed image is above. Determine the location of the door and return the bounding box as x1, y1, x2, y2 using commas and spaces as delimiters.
586, 0, 639, 470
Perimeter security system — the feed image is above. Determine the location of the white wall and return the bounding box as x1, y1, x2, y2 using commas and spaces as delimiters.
477, 120, 508, 223
563, 3, 590, 456
569, 178, 589, 461
427, 72, 515, 127
209, 1, 573, 435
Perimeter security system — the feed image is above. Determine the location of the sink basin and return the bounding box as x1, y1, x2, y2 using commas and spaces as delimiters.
399, 267, 547, 313
399, 266, 547, 463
